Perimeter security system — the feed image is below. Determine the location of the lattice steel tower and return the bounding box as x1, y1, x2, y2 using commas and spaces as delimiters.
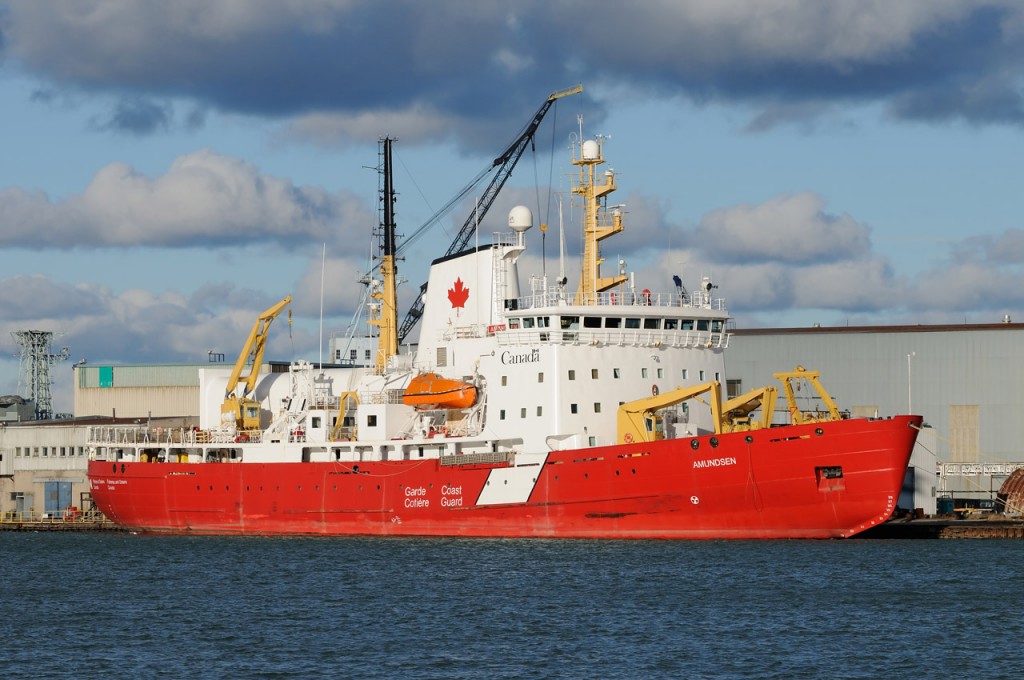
12, 330, 69, 420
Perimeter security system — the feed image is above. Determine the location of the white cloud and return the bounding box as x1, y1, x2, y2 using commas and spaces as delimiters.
695, 192, 872, 264
0, 150, 370, 249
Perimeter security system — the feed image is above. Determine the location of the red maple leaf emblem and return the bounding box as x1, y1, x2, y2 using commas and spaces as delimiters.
448, 277, 469, 310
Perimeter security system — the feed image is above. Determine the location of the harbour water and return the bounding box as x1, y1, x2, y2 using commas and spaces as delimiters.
3, 533, 1022, 678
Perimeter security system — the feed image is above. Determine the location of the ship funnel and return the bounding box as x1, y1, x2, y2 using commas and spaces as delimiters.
508, 205, 533, 248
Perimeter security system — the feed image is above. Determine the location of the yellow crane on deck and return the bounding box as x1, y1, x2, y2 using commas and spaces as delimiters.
615, 366, 842, 445
221, 296, 292, 431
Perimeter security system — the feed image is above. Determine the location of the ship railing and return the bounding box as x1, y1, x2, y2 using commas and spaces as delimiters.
360, 388, 407, 405
439, 450, 514, 467
510, 290, 727, 311
86, 425, 237, 447
494, 329, 730, 349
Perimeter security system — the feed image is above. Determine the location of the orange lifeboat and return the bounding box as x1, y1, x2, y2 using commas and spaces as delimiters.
402, 373, 477, 410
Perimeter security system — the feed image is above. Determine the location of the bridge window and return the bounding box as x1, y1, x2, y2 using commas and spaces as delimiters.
605, 317, 622, 328
682, 320, 694, 330
644, 318, 660, 329
697, 319, 710, 331
560, 316, 579, 330
509, 318, 521, 329
584, 316, 602, 328
537, 317, 551, 328
664, 319, 678, 330
712, 320, 724, 332
625, 318, 641, 329
523, 317, 535, 328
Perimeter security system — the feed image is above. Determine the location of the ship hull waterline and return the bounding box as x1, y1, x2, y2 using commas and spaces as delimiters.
87, 416, 921, 539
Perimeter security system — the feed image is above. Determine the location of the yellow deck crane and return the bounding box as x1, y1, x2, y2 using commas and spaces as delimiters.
221, 296, 292, 431
616, 382, 781, 444
617, 382, 724, 444
772, 365, 843, 424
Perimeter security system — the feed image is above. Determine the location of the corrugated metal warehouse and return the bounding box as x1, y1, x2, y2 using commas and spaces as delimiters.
73, 363, 213, 419
728, 322, 1024, 507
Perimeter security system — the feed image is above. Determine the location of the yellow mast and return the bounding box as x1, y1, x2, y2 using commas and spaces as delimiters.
368, 138, 399, 372
574, 134, 627, 303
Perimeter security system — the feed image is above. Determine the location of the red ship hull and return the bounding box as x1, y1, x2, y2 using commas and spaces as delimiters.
87, 416, 920, 539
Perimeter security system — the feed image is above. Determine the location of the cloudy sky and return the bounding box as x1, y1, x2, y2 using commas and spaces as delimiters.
3, 1, 1024, 412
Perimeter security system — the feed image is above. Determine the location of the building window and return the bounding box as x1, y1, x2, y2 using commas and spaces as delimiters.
350, 349, 357, 361
594, 403, 601, 413
568, 370, 576, 380
365, 349, 371, 360
570, 403, 578, 414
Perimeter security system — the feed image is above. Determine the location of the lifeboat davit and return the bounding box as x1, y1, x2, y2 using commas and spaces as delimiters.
402, 373, 477, 410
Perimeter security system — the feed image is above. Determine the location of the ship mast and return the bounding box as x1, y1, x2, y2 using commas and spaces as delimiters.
369, 137, 399, 371
573, 127, 626, 303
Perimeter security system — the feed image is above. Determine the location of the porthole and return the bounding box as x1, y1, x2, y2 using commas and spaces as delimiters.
709, 437, 719, 448
690, 439, 700, 450
815, 427, 824, 436
745, 435, 754, 444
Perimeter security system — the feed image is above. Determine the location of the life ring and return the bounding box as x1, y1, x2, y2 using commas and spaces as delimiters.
624, 432, 634, 444
652, 384, 659, 397
610, 292, 616, 305
440, 425, 449, 437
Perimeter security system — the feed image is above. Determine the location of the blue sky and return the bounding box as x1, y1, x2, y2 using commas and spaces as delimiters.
3, 1, 1024, 412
